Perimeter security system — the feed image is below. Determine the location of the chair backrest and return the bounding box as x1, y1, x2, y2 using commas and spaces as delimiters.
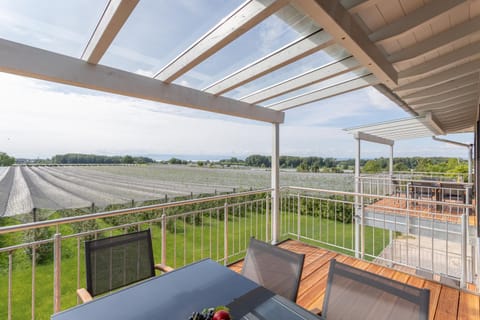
322, 259, 430, 320
241, 237, 305, 302
85, 229, 155, 297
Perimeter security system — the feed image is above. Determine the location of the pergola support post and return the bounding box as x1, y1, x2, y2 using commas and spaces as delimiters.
355, 136, 361, 258
271, 123, 280, 244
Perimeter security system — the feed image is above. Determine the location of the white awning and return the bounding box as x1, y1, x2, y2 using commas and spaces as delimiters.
344, 112, 444, 142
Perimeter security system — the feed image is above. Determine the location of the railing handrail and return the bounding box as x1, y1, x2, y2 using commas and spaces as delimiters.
0, 188, 273, 235
282, 186, 475, 209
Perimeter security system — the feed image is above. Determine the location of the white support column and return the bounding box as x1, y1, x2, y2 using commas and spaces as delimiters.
271, 123, 280, 244
389, 144, 394, 194
355, 136, 361, 258
468, 144, 473, 184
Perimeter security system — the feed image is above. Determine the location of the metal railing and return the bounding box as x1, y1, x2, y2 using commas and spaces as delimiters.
0, 189, 271, 320
280, 186, 475, 287
0, 185, 477, 319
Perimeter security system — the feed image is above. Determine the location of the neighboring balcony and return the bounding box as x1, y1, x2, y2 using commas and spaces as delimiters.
0, 183, 478, 319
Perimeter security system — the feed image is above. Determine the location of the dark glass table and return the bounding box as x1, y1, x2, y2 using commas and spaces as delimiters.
51, 258, 320, 320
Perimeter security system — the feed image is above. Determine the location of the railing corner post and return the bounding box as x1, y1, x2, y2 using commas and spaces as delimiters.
297, 193, 301, 241
224, 201, 228, 266
53, 233, 62, 313
161, 211, 167, 267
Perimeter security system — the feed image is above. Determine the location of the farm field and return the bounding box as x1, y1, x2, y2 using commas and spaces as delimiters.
0, 164, 353, 217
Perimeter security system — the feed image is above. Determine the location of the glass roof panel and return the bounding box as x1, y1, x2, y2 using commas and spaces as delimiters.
0, 0, 108, 57
224, 44, 350, 100
259, 68, 372, 107
174, 4, 319, 90
100, 0, 244, 76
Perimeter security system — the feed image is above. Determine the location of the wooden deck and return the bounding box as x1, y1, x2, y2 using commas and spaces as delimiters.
368, 197, 477, 226
229, 239, 480, 320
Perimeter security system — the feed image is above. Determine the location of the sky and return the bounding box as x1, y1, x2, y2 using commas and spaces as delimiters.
0, 0, 474, 160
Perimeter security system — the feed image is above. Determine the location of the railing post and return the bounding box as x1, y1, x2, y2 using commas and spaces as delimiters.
8, 251, 12, 320
53, 233, 62, 313
297, 193, 301, 240
224, 201, 228, 266
265, 195, 270, 242
461, 213, 468, 288
161, 212, 167, 267
360, 183, 365, 259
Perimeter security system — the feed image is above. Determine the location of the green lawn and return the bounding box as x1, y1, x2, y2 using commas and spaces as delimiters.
0, 211, 388, 320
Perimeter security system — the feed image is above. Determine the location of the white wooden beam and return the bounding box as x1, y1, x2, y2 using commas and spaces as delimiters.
399, 41, 480, 79
353, 131, 394, 146
394, 58, 480, 93
203, 29, 334, 95
402, 74, 479, 101
424, 112, 445, 135
82, 0, 139, 64
409, 84, 479, 107
388, 15, 480, 63
154, 0, 288, 83
292, 0, 397, 86
435, 101, 476, 117
266, 74, 379, 111
241, 56, 362, 104
369, 0, 466, 43
373, 84, 416, 115
415, 95, 477, 112
0, 39, 284, 124
341, 0, 383, 14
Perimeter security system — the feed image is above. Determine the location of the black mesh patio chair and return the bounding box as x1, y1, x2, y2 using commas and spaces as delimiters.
77, 229, 172, 303
241, 237, 305, 302
320, 259, 430, 320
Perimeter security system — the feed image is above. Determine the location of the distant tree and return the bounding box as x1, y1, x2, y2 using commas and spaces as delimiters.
123, 155, 134, 164
393, 162, 409, 171
362, 160, 382, 173
0, 152, 15, 166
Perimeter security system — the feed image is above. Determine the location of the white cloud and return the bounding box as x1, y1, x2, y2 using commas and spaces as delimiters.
0, 71, 473, 160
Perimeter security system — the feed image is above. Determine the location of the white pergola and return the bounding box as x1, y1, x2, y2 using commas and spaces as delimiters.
0, 0, 479, 244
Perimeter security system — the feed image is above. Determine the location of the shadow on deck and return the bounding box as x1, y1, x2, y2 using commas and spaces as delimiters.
229, 239, 480, 320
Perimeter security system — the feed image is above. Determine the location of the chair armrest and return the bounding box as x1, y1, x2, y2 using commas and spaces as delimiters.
155, 263, 174, 273
76, 288, 93, 303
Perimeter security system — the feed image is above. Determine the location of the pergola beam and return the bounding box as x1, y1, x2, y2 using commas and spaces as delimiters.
292, 0, 397, 86
341, 0, 383, 14
353, 131, 394, 146
369, 0, 466, 43
394, 58, 480, 93
425, 112, 445, 135
266, 74, 378, 111
399, 41, 480, 79
204, 29, 334, 95
81, 0, 139, 64
0, 39, 284, 124
154, 0, 288, 83
241, 56, 362, 104
388, 15, 480, 63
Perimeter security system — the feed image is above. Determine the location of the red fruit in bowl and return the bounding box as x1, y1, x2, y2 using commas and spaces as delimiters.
212, 310, 231, 320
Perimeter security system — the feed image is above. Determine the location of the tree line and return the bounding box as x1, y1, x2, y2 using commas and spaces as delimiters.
217, 154, 468, 175
52, 153, 155, 164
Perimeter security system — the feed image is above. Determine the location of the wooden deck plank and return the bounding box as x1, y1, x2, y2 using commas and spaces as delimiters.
457, 291, 480, 320
228, 239, 480, 320
434, 286, 460, 320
